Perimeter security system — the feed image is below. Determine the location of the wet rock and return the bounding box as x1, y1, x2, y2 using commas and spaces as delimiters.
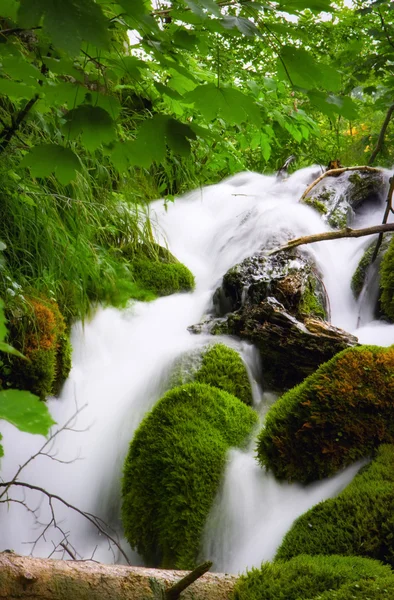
302, 169, 388, 229
214, 249, 328, 321
224, 298, 358, 390
351, 235, 393, 299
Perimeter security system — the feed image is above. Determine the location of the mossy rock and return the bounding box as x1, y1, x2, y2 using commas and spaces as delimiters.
214, 250, 327, 321
302, 170, 387, 229
380, 236, 394, 321
257, 345, 394, 482
3, 296, 72, 400
233, 554, 392, 600
316, 577, 394, 599
221, 298, 356, 391
121, 382, 257, 570
130, 259, 194, 297
351, 235, 392, 300
169, 343, 253, 405
276, 445, 394, 566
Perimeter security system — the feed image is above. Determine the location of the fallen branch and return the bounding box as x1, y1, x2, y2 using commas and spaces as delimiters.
0, 94, 39, 154
300, 166, 382, 202
166, 561, 213, 600
0, 553, 236, 600
269, 223, 394, 255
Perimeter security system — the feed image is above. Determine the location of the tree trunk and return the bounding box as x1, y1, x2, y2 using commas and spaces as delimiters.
0, 553, 237, 600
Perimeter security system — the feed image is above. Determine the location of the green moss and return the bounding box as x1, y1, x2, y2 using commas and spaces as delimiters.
121, 382, 257, 570
380, 236, 394, 321
351, 242, 376, 298
232, 554, 392, 600
304, 197, 328, 214
256, 345, 394, 483
298, 277, 326, 319
4, 296, 72, 400
276, 445, 394, 566
130, 259, 194, 297
170, 344, 253, 405
316, 577, 394, 599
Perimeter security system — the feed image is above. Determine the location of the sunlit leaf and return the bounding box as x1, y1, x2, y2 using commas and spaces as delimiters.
278, 46, 341, 91
20, 144, 82, 185
63, 106, 117, 151
184, 84, 261, 126
220, 16, 261, 37
277, 0, 334, 13
174, 29, 198, 50
0, 389, 55, 435
18, 0, 110, 55
2, 0, 19, 20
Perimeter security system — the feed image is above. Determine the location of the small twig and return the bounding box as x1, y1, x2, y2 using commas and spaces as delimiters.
371, 174, 394, 262
300, 166, 383, 201
269, 223, 394, 255
0, 481, 131, 565
60, 542, 77, 560
166, 561, 213, 600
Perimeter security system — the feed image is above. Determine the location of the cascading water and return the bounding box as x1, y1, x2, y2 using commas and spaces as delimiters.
1, 167, 392, 571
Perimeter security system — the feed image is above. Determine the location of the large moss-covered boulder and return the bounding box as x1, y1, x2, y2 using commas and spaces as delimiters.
2, 296, 72, 399
121, 383, 257, 570
276, 445, 394, 566
351, 236, 392, 299
316, 577, 394, 599
217, 297, 357, 391
302, 169, 388, 229
169, 343, 253, 405
257, 345, 394, 483
233, 554, 392, 600
214, 250, 327, 320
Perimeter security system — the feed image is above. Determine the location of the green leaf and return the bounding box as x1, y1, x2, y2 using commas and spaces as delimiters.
133, 115, 168, 166
43, 57, 84, 82
109, 56, 147, 80
2, 0, 19, 20
277, 0, 334, 12
166, 119, 196, 156
184, 84, 261, 126
0, 389, 55, 435
307, 90, 358, 120
0, 79, 37, 99
18, 0, 110, 55
173, 29, 198, 50
0, 299, 7, 343
154, 82, 183, 100
0, 341, 26, 359
84, 92, 122, 120
278, 46, 341, 92
220, 16, 260, 37
42, 81, 85, 109
0, 55, 41, 82
63, 106, 117, 152
20, 144, 82, 185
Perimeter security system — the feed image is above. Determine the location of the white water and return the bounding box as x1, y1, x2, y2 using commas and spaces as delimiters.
1, 167, 393, 570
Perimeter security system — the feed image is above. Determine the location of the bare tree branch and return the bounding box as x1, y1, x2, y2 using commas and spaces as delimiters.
269, 223, 394, 255
300, 166, 383, 202
368, 104, 394, 166
1, 480, 131, 564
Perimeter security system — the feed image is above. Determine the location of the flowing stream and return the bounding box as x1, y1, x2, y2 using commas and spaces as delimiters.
1, 167, 393, 571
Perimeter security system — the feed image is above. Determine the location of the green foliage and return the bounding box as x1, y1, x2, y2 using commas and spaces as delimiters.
257, 345, 394, 483
232, 554, 393, 600
316, 577, 394, 599
130, 259, 195, 297
194, 344, 253, 405
0, 297, 55, 459
380, 237, 394, 320
20, 144, 82, 185
121, 382, 257, 570
276, 445, 394, 567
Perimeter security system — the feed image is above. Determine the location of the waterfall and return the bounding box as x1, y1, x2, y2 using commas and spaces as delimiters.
0, 167, 392, 570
